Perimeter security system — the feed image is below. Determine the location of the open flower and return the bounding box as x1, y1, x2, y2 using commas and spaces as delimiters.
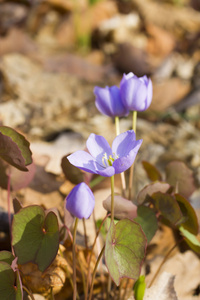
67, 130, 142, 177
94, 85, 129, 117
66, 182, 95, 219
120, 72, 153, 111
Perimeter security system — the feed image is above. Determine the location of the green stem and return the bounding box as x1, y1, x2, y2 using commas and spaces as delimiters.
73, 218, 79, 300
115, 116, 120, 136
22, 286, 35, 300
110, 175, 115, 222
115, 116, 126, 197
128, 111, 137, 200
88, 245, 105, 300
85, 213, 111, 300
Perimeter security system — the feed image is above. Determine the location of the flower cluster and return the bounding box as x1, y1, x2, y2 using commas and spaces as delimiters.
94, 72, 153, 117
66, 72, 152, 220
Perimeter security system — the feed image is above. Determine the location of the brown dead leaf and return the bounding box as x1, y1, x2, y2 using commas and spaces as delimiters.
20, 245, 69, 296
146, 24, 175, 60
150, 78, 191, 111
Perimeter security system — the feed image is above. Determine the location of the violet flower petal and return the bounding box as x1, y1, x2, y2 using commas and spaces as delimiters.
66, 182, 95, 219
67, 150, 115, 177
86, 133, 112, 165
94, 86, 129, 117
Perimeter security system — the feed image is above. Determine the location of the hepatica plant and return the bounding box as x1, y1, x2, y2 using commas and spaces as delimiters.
0, 72, 199, 300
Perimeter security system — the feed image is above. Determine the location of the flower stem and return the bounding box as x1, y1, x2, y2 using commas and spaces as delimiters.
88, 245, 105, 300
73, 217, 79, 300
110, 175, 115, 222
85, 213, 111, 300
128, 111, 137, 199
115, 117, 126, 197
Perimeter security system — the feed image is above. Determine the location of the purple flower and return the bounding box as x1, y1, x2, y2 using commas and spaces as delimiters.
66, 182, 95, 219
120, 72, 153, 111
67, 130, 142, 177
94, 85, 129, 117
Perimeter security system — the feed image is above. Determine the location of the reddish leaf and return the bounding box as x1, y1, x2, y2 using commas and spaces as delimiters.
150, 192, 183, 225
0, 126, 32, 171
137, 182, 171, 205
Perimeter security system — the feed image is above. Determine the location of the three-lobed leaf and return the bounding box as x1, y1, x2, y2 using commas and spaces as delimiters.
150, 192, 183, 225
0, 262, 22, 300
12, 205, 59, 272
105, 219, 147, 286
134, 206, 158, 243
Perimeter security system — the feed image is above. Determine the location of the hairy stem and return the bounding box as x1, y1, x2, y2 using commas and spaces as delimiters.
88, 245, 105, 300
115, 116, 126, 197
73, 218, 79, 300
128, 111, 137, 199
85, 213, 111, 300
110, 175, 115, 222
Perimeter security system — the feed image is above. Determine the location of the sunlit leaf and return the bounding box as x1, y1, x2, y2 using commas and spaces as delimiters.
142, 161, 162, 182
12, 206, 59, 272
137, 182, 171, 205
179, 225, 200, 254
134, 206, 158, 243
150, 192, 183, 225
105, 219, 147, 286
165, 161, 195, 198
0, 126, 32, 171
175, 194, 198, 235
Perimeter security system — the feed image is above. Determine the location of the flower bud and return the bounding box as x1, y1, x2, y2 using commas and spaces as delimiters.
66, 182, 95, 219
120, 72, 153, 111
94, 85, 129, 117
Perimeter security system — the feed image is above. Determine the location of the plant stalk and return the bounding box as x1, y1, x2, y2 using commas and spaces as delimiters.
115, 116, 126, 197
128, 111, 137, 199
88, 245, 105, 300
73, 217, 79, 300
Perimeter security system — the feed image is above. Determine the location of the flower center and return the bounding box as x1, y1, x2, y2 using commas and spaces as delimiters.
102, 153, 118, 167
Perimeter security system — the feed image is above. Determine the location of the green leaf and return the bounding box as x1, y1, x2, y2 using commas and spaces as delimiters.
0, 262, 22, 300
179, 226, 200, 254
105, 219, 147, 286
150, 192, 183, 225
134, 275, 146, 300
165, 161, 195, 198
142, 161, 162, 182
137, 182, 171, 205
175, 194, 199, 235
12, 206, 59, 272
134, 206, 158, 243
0, 251, 15, 265
0, 126, 32, 171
